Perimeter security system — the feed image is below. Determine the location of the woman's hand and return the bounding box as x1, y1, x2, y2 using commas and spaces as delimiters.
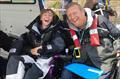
31, 46, 42, 56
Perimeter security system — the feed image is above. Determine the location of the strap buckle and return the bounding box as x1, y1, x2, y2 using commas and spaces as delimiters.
73, 47, 81, 58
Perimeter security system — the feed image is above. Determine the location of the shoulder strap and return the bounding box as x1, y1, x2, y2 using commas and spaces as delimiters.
90, 15, 100, 46
69, 29, 81, 58
69, 29, 81, 48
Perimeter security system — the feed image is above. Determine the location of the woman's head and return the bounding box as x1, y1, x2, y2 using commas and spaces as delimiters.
40, 9, 55, 29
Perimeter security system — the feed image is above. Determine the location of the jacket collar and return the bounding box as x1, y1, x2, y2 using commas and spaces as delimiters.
68, 8, 94, 31
84, 8, 93, 29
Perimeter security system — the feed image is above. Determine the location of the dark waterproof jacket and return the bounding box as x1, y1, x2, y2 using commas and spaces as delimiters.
0, 31, 14, 51
9, 15, 65, 58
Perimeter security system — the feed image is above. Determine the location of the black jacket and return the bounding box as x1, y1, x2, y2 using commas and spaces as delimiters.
0, 31, 14, 51
9, 15, 65, 58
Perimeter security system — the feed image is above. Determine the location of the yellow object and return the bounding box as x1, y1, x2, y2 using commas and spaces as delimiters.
73, 47, 81, 58
105, 0, 109, 10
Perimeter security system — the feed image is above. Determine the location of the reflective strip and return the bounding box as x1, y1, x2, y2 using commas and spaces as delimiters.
88, 68, 103, 75
72, 35, 78, 41
90, 29, 98, 34
47, 44, 52, 50
9, 48, 16, 53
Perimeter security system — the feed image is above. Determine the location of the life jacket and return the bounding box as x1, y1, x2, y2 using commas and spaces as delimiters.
69, 29, 81, 58
69, 15, 100, 58
89, 15, 100, 46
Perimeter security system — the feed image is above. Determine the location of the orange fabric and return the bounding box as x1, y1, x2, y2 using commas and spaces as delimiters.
90, 15, 100, 46
69, 29, 81, 48
69, 15, 100, 47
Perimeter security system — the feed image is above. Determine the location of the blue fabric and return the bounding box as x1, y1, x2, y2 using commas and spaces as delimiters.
65, 63, 104, 79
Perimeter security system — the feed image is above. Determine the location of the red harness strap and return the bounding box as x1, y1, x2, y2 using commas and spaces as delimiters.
69, 29, 81, 58
69, 29, 81, 48
69, 15, 100, 47
90, 15, 100, 46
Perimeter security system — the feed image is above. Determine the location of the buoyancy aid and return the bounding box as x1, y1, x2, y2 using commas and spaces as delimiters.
69, 15, 100, 58
90, 15, 100, 46
69, 29, 81, 58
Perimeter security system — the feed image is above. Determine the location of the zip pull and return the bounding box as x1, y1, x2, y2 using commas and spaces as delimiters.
65, 48, 69, 55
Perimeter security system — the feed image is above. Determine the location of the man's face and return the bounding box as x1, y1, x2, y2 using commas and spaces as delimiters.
66, 5, 86, 29
40, 11, 53, 29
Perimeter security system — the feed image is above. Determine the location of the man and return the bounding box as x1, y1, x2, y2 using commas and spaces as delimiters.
61, 2, 120, 79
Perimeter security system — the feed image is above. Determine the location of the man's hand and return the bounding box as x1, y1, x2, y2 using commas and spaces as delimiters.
31, 46, 42, 56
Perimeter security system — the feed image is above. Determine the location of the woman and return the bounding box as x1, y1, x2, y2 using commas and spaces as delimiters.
6, 9, 65, 79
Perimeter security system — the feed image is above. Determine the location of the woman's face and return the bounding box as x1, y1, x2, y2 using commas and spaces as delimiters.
40, 11, 54, 29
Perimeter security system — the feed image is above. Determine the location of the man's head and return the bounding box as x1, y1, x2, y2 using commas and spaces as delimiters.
66, 2, 87, 29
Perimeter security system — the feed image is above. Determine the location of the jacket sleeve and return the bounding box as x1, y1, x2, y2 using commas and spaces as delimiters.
39, 31, 65, 56
98, 15, 120, 39
20, 32, 34, 56
0, 31, 14, 51
9, 37, 24, 55
9, 32, 31, 55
